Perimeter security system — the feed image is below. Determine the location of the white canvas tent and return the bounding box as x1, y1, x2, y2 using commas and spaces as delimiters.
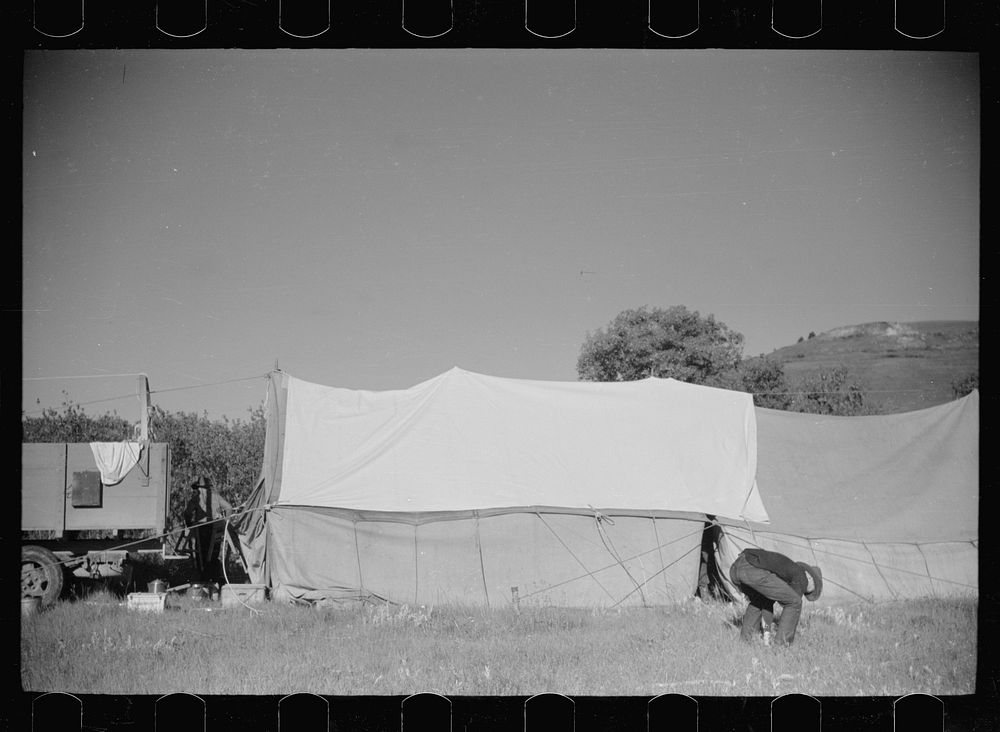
718, 394, 979, 602
234, 369, 978, 607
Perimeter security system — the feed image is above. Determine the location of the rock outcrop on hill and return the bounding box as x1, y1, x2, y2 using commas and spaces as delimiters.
818, 321, 926, 349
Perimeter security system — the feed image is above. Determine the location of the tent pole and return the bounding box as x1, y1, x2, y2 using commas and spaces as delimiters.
137, 373, 150, 442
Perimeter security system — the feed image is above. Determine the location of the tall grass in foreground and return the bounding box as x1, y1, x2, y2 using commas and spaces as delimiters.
21, 592, 976, 697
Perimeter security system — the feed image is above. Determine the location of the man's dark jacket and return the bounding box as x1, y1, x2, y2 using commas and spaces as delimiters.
741, 548, 808, 596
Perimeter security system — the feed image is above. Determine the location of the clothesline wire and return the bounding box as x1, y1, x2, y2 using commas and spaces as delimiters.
22, 393, 145, 413
20, 373, 268, 416
23, 372, 147, 381
150, 375, 267, 395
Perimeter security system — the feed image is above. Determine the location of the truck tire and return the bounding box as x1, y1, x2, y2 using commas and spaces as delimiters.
21, 545, 64, 607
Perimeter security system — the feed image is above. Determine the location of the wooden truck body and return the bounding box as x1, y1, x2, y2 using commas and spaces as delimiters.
21, 442, 172, 605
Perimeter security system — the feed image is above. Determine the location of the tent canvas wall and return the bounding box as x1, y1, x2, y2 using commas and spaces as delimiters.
235, 370, 978, 607
236, 368, 766, 607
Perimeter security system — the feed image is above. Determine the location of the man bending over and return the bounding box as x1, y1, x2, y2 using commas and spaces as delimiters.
729, 547, 823, 646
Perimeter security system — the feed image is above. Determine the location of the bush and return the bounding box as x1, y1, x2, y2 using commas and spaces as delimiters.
787, 367, 873, 416
951, 372, 978, 399
706, 356, 791, 410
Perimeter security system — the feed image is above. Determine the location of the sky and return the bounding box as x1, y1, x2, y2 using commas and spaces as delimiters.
21, 49, 979, 421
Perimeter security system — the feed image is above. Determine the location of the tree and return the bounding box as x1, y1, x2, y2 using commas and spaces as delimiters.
577, 305, 744, 384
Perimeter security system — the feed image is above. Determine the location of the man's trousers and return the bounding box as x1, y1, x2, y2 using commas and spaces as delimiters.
729, 553, 803, 645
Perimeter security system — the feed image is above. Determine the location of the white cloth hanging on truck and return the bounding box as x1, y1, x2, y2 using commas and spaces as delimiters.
89, 441, 144, 485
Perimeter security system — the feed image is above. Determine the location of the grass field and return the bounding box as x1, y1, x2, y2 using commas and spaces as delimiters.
20, 591, 976, 697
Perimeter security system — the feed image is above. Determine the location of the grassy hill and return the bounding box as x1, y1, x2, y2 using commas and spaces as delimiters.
766, 321, 979, 414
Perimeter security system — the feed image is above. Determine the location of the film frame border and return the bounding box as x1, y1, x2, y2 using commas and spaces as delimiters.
7, 0, 997, 729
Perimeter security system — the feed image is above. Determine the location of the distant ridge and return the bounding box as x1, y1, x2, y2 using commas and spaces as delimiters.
767, 320, 978, 414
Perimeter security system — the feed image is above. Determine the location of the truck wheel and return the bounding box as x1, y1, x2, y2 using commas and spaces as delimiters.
22, 545, 64, 607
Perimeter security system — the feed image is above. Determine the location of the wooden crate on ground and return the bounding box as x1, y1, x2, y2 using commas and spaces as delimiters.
220, 584, 267, 607
127, 592, 167, 613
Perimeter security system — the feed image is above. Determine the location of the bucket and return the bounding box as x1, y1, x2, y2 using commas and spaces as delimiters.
189, 582, 217, 601
148, 580, 167, 594
21, 597, 41, 617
